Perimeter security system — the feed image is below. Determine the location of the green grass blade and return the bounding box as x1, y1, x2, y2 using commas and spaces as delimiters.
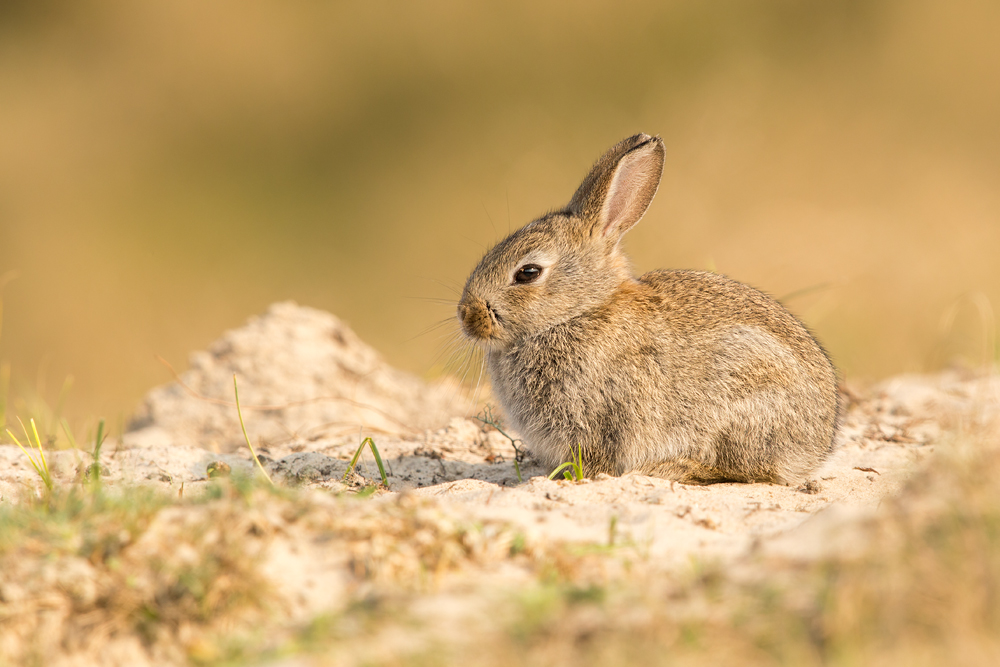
29, 418, 51, 479
7, 428, 42, 476
343, 437, 388, 487
60, 419, 79, 450
8, 424, 53, 492
94, 419, 106, 457
548, 462, 575, 480
548, 444, 584, 481
365, 438, 388, 486
344, 441, 365, 480
233, 375, 274, 486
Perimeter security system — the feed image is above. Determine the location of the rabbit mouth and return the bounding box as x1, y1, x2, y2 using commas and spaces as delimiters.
457, 298, 502, 343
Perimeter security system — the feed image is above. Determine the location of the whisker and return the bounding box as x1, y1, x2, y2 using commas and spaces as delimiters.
403, 318, 457, 344
414, 277, 463, 296
404, 296, 461, 306
457, 346, 476, 388
506, 190, 512, 234
467, 349, 488, 417
431, 337, 467, 371
459, 234, 486, 252
482, 202, 498, 239
443, 343, 476, 410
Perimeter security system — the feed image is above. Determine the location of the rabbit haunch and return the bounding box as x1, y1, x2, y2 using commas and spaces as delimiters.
457, 134, 839, 485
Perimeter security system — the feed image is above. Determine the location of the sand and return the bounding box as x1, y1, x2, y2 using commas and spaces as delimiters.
3, 301, 995, 570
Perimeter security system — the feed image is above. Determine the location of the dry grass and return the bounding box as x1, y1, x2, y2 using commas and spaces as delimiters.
0, 483, 275, 665
0, 479, 534, 665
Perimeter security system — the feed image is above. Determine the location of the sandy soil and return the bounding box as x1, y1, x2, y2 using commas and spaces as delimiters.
3, 302, 996, 570
0, 303, 1000, 667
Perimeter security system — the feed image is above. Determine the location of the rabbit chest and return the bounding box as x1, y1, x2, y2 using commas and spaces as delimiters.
485, 304, 679, 473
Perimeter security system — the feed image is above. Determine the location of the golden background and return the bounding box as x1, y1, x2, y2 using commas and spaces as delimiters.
1, 0, 998, 428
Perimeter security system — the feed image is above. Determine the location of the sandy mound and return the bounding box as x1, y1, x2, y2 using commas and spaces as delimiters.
6, 303, 999, 561
6, 302, 997, 569
2, 302, 1000, 665
126, 301, 464, 452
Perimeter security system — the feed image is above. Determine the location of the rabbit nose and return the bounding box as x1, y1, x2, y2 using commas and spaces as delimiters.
457, 298, 492, 340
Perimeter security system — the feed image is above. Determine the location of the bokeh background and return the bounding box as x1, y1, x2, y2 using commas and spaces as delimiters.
1, 0, 999, 429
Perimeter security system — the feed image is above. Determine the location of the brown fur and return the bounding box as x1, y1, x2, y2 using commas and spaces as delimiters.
457, 134, 839, 485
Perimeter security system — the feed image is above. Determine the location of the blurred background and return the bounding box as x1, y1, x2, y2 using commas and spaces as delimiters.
1, 0, 999, 430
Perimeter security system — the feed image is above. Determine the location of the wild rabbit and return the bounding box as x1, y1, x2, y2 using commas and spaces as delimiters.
457, 134, 839, 484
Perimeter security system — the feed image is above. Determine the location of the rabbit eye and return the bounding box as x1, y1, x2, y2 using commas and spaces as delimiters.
514, 264, 542, 284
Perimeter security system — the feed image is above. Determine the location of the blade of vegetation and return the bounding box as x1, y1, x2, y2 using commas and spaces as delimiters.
93, 419, 106, 457
59, 419, 78, 450
28, 418, 52, 482
233, 375, 274, 486
88, 419, 106, 483
548, 444, 584, 482
7, 417, 53, 493
343, 437, 388, 487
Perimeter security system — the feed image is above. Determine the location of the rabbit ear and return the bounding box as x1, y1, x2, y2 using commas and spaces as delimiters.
568, 134, 665, 242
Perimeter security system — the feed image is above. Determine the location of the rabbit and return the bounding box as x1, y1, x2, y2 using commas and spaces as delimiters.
457, 133, 840, 485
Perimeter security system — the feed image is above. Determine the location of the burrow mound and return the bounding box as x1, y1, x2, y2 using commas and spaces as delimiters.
128, 301, 465, 451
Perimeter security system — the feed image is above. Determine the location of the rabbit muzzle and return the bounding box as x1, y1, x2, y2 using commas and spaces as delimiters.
457, 296, 498, 342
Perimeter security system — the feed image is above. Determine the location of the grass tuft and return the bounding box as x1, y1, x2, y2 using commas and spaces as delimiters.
548, 444, 584, 482
343, 436, 389, 487
7, 417, 53, 494
0, 482, 277, 665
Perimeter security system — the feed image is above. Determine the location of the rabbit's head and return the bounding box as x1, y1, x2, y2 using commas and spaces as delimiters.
458, 133, 665, 349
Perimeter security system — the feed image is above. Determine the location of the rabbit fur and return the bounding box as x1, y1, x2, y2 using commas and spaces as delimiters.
457, 134, 839, 484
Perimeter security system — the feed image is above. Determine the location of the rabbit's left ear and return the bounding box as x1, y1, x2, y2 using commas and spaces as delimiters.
568, 134, 665, 242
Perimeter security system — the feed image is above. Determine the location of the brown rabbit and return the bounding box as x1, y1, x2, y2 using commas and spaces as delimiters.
457, 134, 839, 484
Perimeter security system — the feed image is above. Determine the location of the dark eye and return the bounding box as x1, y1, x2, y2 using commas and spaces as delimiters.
514, 264, 542, 284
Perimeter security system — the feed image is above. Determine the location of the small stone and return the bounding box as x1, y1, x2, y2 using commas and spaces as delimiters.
797, 479, 822, 494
